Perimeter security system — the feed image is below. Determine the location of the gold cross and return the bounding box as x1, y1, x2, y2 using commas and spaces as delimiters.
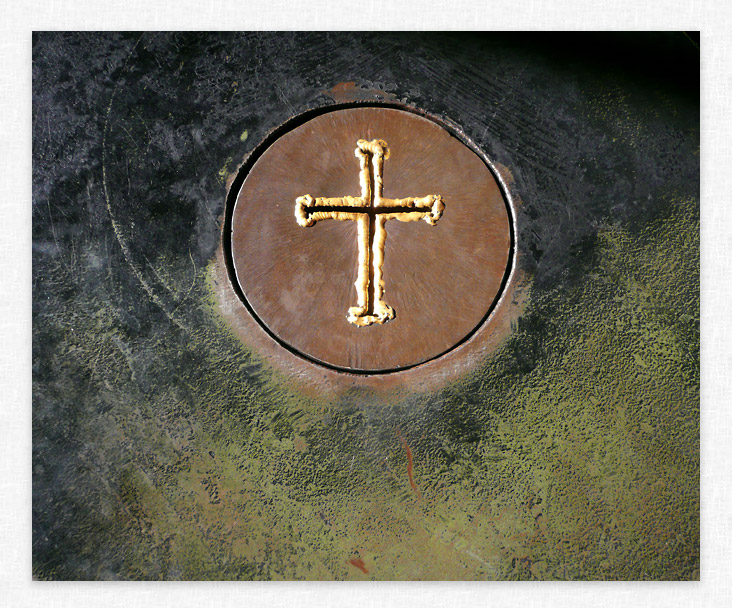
295, 139, 445, 326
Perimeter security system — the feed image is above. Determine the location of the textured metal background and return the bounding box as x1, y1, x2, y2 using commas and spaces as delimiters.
33, 32, 699, 580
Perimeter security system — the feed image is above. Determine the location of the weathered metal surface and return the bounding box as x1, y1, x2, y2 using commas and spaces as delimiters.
33, 32, 699, 582
227, 106, 513, 371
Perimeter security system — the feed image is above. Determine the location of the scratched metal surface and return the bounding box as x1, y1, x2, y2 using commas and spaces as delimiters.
32, 32, 699, 580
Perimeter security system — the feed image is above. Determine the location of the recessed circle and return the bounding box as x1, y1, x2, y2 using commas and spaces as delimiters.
227, 105, 513, 373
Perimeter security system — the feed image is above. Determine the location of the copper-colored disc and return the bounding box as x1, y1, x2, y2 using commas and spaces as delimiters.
228, 107, 512, 372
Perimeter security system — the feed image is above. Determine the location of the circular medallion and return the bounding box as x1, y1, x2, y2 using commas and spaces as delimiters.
225, 105, 514, 373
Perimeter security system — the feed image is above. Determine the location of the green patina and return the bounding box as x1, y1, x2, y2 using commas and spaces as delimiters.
33, 189, 698, 580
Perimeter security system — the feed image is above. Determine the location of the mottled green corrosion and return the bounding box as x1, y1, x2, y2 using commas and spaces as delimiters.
32, 190, 698, 580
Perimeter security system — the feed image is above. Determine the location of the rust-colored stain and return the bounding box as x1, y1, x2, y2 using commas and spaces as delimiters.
397, 428, 422, 499
348, 557, 369, 574
324, 81, 399, 103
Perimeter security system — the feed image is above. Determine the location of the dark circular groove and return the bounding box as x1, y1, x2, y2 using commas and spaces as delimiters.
222, 101, 516, 375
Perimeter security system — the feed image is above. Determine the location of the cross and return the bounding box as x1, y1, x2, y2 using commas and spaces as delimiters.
295, 139, 445, 326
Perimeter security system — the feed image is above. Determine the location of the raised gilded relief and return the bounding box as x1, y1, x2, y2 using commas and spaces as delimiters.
295, 139, 445, 326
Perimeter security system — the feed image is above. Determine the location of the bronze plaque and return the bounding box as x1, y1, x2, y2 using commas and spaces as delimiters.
227, 106, 513, 372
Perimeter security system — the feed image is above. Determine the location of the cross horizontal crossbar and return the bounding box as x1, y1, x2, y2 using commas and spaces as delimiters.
301, 204, 437, 215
